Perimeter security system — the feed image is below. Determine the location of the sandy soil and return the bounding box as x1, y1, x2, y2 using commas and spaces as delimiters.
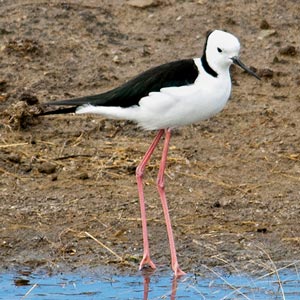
0, 0, 299, 276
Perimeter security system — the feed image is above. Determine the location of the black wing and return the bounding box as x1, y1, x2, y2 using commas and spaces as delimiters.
43, 59, 199, 114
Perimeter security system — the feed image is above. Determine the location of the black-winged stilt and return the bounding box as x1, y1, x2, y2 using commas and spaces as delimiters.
43, 30, 260, 277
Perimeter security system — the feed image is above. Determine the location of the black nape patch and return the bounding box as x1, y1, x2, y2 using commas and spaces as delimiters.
201, 54, 218, 78
201, 30, 218, 78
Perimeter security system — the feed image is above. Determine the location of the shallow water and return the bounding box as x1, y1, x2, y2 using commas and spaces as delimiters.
2, 268, 300, 300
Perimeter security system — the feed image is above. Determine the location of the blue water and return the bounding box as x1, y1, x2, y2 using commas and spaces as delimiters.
1, 268, 300, 300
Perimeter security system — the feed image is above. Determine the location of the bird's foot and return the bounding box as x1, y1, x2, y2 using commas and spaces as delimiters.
172, 263, 186, 278
139, 254, 156, 271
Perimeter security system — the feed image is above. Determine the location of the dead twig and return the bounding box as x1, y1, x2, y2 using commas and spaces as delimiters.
21, 283, 38, 299
254, 244, 286, 300
0, 142, 28, 148
202, 265, 251, 300
85, 231, 123, 262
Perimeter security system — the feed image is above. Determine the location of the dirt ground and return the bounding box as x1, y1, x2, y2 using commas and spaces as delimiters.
0, 0, 299, 276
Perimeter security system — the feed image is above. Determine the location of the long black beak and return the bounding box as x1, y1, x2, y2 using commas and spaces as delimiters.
231, 57, 261, 80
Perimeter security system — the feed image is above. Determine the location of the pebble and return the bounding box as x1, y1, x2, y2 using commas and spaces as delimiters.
258, 29, 277, 40
8, 153, 21, 164
77, 172, 89, 180
257, 68, 274, 78
271, 81, 281, 88
127, 0, 158, 8
112, 55, 120, 64
279, 45, 297, 56
259, 19, 271, 29
38, 162, 56, 174
0, 80, 7, 92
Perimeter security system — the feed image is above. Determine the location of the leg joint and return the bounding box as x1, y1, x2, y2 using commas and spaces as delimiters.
136, 166, 144, 178
156, 177, 165, 190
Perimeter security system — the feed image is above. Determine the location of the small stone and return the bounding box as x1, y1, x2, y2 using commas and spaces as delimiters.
212, 201, 221, 208
279, 45, 297, 56
127, 0, 158, 8
77, 172, 89, 180
212, 199, 232, 208
112, 55, 120, 63
271, 81, 281, 88
0, 80, 7, 92
23, 164, 32, 173
257, 228, 267, 233
8, 153, 21, 163
257, 68, 274, 78
51, 174, 58, 181
258, 29, 277, 40
272, 55, 288, 64
260, 19, 271, 29
38, 162, 56, 174
0, 94, 7, 102
225, 17, 236, 25
14, 278, 30, 286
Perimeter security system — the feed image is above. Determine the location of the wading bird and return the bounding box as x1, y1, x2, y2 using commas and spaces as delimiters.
43, 30, 260, 277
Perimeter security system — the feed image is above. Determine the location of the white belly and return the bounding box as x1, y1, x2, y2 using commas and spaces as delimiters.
135, 78, 232, 130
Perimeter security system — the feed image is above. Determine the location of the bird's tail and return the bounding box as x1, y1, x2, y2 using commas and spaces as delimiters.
40, 106, 77, 115
40, 94, 106, 116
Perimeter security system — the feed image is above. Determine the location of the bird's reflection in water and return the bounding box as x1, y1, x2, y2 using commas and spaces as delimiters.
142, 269, 180, 300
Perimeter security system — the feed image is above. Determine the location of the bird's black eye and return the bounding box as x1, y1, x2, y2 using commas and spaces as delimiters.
217, 47, 222, 53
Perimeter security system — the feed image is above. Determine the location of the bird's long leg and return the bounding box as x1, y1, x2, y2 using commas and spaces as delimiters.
136, 129, 164, 271
156, 128, 186, 277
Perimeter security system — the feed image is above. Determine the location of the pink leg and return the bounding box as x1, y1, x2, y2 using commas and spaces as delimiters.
157, 129, 186, 277
136, 129, 164, 271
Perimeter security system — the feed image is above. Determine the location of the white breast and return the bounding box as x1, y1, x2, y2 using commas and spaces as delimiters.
133, 63, 232, 130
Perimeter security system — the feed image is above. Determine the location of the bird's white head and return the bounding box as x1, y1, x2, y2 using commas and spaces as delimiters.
203, 30, 240, 75
202, 30, 260, 80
